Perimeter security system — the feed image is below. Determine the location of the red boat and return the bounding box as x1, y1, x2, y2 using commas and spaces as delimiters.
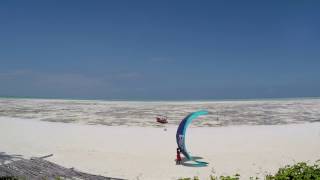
156, 115, 168, 124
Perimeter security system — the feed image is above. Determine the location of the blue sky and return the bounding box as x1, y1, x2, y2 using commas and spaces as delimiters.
0, 0, 319, 100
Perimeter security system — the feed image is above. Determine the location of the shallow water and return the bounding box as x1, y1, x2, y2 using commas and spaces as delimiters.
0, 98, 320, 127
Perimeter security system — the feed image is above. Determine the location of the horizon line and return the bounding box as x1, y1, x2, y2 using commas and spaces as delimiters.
0, 95, 319, 102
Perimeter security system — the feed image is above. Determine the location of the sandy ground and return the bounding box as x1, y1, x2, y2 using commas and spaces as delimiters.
1, 117, 320, 180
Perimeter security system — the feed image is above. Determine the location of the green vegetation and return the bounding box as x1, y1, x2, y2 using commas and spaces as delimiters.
266, 161, 320, 180
178, 161, 320, 180
178, 174, 240, 180
211, 174, 241, 180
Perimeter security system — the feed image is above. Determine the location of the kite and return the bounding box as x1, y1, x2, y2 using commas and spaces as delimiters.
176, 110, 209, 165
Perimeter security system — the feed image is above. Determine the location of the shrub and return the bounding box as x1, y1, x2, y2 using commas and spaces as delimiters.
266, 161, 320, 180
178, 161, 320, 180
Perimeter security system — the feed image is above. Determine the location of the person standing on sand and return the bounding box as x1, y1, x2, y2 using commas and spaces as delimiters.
176, 148, 182, 165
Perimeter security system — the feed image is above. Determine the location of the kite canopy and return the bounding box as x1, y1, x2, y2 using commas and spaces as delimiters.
176, 110, 208, 161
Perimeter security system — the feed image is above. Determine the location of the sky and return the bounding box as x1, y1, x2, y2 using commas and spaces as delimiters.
0, 0, 319, 100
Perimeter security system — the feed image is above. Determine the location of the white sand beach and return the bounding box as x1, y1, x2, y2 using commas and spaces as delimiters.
1, 117, 320, 180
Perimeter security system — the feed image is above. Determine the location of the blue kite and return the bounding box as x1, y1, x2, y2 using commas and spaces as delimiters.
176, 110, 209, 165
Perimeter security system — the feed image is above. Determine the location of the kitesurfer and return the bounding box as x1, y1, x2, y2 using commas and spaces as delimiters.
176, 148, 182, 165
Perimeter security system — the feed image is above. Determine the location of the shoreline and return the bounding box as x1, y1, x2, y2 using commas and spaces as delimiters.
1, 117, 320, 179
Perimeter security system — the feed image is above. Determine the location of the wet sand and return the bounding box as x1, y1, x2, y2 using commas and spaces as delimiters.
1, 98, 320, 127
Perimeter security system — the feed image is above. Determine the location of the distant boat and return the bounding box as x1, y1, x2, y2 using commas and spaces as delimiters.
156, 115, 168, 124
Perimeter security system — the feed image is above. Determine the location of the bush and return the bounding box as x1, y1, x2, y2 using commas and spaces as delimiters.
266, 161, 320, 180
178, 161, 320, 180
214, 174, 240, 180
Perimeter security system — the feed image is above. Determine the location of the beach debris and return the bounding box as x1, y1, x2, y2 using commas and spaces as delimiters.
38, 154, 53, 159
